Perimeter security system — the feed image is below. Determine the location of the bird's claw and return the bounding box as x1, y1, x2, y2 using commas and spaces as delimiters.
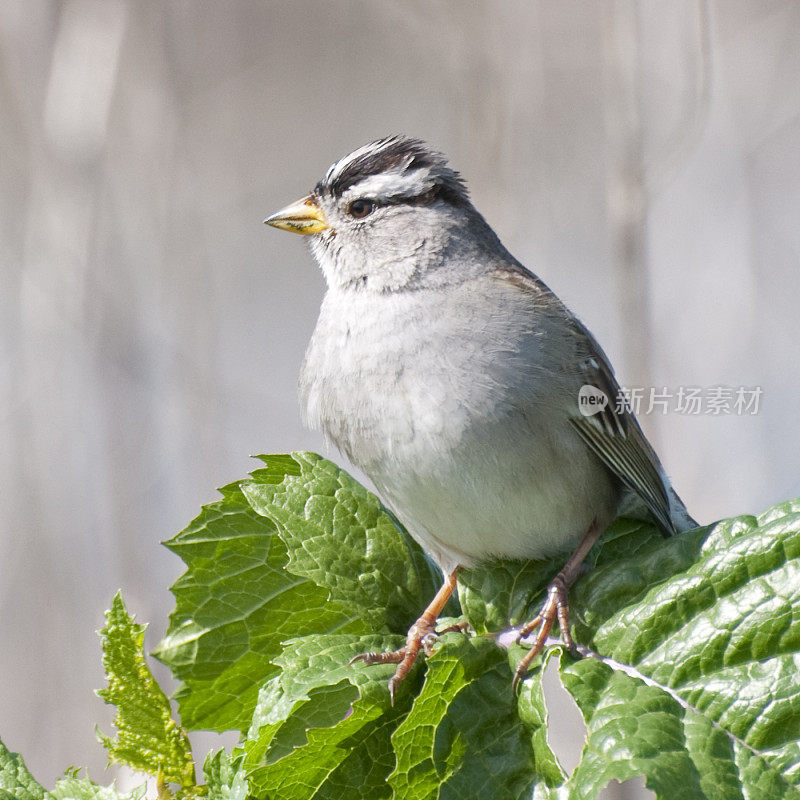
511, 575, 573, 693
348, 619, 471, 703
348, 650, 405, 667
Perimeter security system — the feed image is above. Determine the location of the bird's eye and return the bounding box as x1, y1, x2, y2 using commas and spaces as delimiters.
347, 199, 375, 219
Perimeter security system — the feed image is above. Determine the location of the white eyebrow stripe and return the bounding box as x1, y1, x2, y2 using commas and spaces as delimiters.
325, 138, 400, 185
340, 167, 434, 203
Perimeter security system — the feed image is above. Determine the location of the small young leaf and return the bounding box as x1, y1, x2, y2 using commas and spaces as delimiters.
202, 750, 247, 800
0, 739, 47, 800
50, 776, 146, 800
97, 594, 195, 787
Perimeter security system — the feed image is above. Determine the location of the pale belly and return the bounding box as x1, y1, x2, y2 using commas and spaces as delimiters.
307, 347, 620, 573
365, 408, 620, 573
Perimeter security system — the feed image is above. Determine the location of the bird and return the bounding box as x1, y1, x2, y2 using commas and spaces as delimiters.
265, 136, 696, 699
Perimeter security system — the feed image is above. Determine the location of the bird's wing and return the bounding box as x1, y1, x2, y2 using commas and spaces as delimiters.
568, 317, 675, 534
491, 265, 676, 535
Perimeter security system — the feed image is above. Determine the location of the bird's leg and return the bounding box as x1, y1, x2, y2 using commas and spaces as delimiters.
350, 568, 461, 703
512, 520, 601, 691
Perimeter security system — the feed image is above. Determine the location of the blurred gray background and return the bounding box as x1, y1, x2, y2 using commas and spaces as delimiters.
2, 1, 799, 798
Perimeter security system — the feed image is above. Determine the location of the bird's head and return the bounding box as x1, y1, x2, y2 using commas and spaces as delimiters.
266, 137, 496, 291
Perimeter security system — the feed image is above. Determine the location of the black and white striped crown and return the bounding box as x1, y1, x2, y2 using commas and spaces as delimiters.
314, 136, 469, 207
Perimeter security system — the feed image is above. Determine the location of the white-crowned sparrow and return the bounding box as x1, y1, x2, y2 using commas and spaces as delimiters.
266, 136, 696, 697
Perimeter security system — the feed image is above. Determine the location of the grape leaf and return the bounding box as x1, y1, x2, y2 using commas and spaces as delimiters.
97, 594, 195, 787
529, 651, 799, 800
548, 500, 800, 798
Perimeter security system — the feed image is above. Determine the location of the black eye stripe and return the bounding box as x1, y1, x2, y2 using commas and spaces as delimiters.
344, 186, 455, 214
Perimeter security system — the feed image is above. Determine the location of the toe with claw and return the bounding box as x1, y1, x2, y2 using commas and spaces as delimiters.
348, 569, 462, 703
349, 615, 438, 703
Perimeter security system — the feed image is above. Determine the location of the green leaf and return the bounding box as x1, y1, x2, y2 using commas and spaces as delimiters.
151, 452, 800, 797
154, 473, 364, 732
567, 502, 800, 793
0, 739, 47, 800
0, 738, 146, 800
546, 651, 799, 800
388, 635, 543, 800
509, 501, 800, 798
243, 633, 412, 800
240, 452, 442, 633
97, 594, 195, 786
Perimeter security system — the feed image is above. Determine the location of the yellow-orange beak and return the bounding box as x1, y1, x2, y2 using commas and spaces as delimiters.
264, 195, 329, 235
